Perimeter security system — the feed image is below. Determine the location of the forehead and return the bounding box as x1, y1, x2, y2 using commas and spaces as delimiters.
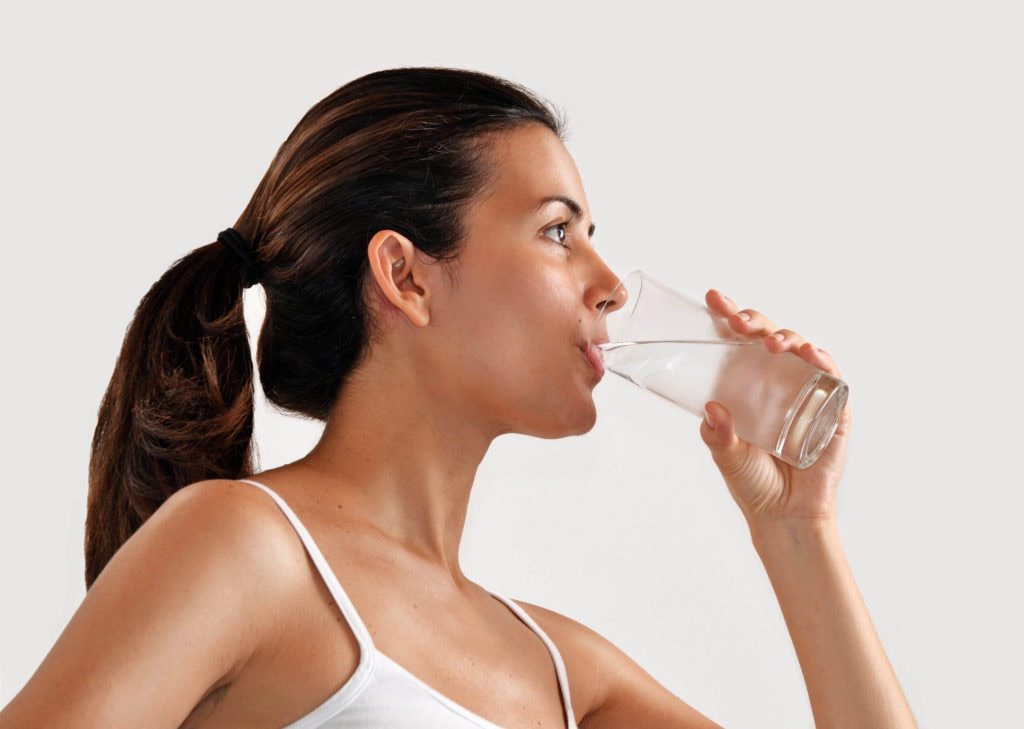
480, 124, 589, 217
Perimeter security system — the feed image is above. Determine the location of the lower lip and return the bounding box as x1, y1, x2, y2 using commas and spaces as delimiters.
579, 344, 605, 380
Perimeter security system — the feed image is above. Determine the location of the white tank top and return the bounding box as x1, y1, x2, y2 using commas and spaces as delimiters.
237, 478, 579, 729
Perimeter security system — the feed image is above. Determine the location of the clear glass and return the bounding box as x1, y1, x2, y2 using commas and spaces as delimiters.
590, 270, 848, 469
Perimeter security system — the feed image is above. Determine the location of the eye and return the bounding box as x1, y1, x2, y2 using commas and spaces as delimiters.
543, 221, 571, 249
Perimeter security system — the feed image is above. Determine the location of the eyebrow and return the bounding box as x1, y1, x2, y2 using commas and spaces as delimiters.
536, 195, 597, 242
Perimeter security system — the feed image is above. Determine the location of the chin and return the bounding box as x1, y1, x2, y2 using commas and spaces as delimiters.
576, 403, 599, 434
567, 378, 601, 434
553, 396, 600, 438
505, 371, 600, 438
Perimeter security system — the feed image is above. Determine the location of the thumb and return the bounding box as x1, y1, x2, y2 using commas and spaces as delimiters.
700, 401, 749, 473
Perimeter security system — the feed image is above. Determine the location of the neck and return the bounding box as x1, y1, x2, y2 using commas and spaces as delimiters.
289, 347, 502, 583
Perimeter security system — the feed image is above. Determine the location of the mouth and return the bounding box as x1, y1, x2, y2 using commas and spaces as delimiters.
577, 340, 606, 380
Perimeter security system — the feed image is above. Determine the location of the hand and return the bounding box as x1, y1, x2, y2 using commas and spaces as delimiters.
698, 289, 852, 527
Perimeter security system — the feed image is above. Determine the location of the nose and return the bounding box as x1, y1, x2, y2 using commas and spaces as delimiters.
592, 269, 628, 318
600, 276, 628, 318
586, 270, 628, 344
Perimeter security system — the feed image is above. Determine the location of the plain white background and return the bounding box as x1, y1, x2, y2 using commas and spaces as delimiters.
2, 2, 1021, 726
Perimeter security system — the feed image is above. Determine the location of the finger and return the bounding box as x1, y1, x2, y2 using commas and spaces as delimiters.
730, 308, 779, 338
798, 342, 844, 379
706, 289, 739, 316
764, 328, 807, 353
701, 401, 738, 448
700, 401, 753, 476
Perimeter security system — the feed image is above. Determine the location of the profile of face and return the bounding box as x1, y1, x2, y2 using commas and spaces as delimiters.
367, 122, 625, 440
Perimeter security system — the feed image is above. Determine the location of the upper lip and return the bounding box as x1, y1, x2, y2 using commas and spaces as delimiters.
578, 336, 609, 350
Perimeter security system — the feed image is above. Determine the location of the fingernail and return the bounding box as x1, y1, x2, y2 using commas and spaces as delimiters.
704, 407, 716, 428
771, 332, 785, 341
736, 312, 751, 321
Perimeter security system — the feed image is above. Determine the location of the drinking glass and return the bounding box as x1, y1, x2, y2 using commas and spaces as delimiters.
589, 270, 848, 469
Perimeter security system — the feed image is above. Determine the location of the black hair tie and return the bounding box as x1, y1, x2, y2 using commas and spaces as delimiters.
217, 227, 262, 288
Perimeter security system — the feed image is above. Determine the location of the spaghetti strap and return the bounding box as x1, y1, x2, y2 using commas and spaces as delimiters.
488, 592, 577, 728
237, 478, 377, 657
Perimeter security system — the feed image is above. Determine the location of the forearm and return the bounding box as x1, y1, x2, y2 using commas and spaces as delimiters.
749, 518, 916, 728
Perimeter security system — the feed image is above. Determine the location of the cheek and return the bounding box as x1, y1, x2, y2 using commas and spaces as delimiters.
493, 265, 577, 348
447, 270, 579, 386
469, 252, 574, 337
424, 269, 594, 434
429, 238, 583, 393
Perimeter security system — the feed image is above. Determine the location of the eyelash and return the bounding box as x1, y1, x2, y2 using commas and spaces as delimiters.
543, 221, 572, 249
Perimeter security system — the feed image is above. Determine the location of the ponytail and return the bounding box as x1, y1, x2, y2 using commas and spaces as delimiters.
85, 238, 259, 588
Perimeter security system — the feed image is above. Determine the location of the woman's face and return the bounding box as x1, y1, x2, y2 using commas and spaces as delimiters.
424, 122, 624, 439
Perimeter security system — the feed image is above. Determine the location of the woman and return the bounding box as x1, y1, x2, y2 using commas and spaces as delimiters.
0, 67, 915, 728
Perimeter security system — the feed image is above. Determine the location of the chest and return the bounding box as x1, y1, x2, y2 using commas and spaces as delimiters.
184, 532, 581, 728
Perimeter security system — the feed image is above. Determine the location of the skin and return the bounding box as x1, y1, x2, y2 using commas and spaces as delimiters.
0, 122, 915, 728
282, 121, 623, 574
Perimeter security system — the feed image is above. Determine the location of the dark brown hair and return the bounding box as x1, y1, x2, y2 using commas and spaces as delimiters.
85, 66, 567, 588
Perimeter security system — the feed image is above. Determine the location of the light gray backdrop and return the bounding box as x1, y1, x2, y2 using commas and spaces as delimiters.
2, 2, 1021, 727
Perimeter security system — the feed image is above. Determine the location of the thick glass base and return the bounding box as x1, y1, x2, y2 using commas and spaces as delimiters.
775, 373, 849, 469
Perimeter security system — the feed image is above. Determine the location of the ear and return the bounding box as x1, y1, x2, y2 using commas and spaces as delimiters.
366, 229, 430, 328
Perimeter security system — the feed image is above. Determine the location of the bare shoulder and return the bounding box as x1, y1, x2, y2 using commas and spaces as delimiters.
119, 476, 312, 652
504, 599, 608, 721
509, 599, 724, 729
171, 476, 281, 518
505, 598, 608, 666
166, 478, 314, 598
0, 478, 305, 728
166, 478, 303, 567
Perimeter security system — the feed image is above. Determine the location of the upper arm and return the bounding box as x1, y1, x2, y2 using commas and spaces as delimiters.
512, 600, 724, 729
0, 479, 295, 729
